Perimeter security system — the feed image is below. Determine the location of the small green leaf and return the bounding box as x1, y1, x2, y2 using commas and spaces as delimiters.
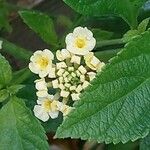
0, 96, 49, 150
0, 54, 12, 88
0, 89, 9, 102
138, 18, 150, 33
56, 30, 150, 144
63, 0, 147, 28
19, 10, 58, 47
140, 134, 150, 150
7, 85, 25, 95
123, 30, 139, 42
123, 18, 150, 42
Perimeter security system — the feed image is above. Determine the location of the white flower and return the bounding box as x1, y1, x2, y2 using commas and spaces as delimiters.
56, 101, 72, 116
29, 49, 54, 78
65, 26, 96, 55
34, 78, 47, 91
56, 49, 71, 61
71, 93, 80, 101
84, 52, 105, 71
36, 90, 48, 98
0, 41, 3, 49
48, 67, 56, 78
87, 72, 96, 81
33, 95, 59, 122
70, 55, 81, 64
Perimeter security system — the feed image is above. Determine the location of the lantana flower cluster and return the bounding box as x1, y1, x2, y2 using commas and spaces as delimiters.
29, 27, 105, 122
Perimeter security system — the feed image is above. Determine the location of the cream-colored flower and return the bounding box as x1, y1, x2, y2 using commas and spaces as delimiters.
84, 52, 105, 71
87, 72, 96, 81
71, 93, 80, 101
48, 67, 56, 78
65, 27, 96, 55
56, 101, 72, 116
56, 49, 71, 61
0, 41, 3, 49
36, 90, 48, 98
70, 55, 81, 64
29, 49, 54, 78
35, 78, 47, 91
33, 95, 59, 122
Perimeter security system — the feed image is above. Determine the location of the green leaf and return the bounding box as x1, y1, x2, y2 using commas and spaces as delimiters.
11, 68, 32, 85
19, 10, 58, 47
123, 18, 150, 42
0, 96, 49, 150
140, 134, 150, 150
56, 31, 150, 144
0, 54, 12, 88
63, 0, 147, 28
138, 17, 150, 33
107, 141, 138, 150
123, 30, 139, 42
0, 89, 9, 102
17, 85, 36, 110
7, 85, 25, 95
0, 38, 32, 62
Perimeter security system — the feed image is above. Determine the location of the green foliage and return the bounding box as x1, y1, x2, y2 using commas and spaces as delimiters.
0, 0, 12, 32
19, 11, 58, 47
138, 18, 150, 33
7, 85, 25, 95
63, 0, 147, 28
123, 18, 150, 42
56, 30, 150, 144
0, 54, 12, 89
0, 96, 49, 150
92, 28, 114, 41
140, 134, 150, 150
11, 68, 32, 85
0, 89, 9, 102
0, 38, 32, 62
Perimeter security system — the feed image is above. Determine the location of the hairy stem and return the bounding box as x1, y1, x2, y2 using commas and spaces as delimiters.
96, 38, 125, 48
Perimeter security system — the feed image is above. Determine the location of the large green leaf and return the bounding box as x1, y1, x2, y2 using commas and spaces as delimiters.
0, 54, 12, 88
0, 96, 49, 150
56, 31, 150, 144
140, 134, 150, 150
63, 0, 147, 28
19, 11, 58, 47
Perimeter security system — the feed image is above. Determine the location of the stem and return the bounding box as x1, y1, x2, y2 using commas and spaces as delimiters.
96, 38, 125, 48
95, 49, 121, 62
0, 38, 32, 62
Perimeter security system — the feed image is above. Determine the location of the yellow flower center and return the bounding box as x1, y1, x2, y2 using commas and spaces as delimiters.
75, 38, 86, 48
37, 57, 49, 69
43, 99, 52, 112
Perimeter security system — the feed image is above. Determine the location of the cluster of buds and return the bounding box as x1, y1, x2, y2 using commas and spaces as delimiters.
29, 27, 105, 122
